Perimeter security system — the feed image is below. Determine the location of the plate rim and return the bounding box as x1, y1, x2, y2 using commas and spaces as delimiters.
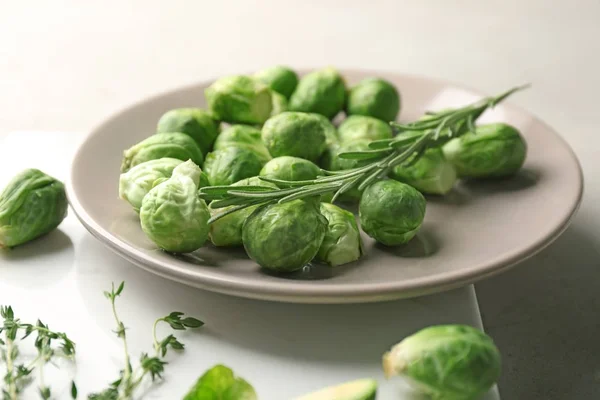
65, 69, 585, 303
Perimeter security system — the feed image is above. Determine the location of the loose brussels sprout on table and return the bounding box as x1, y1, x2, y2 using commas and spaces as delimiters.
391, 148, 458, 195
289, 67, 346, 119
317, 203, 364, 267
261, 112, 327, 163
183, 364, 257, 400
209, 177, 277, 247
260, 156, 321, 182
140, 160, 210, 253
156, 108, 220, 156
0, 169, 68, 248
205, 75, 273, 125
383, 324, 501, 400
442, 123, 527, 179
120, 132, 204, 173
242, 199, 327, 272
118, 158, 184, 213
337, 115, 393, 144
346, 77, 401, 122
254, 65, 299, 99
359, 180, 426, 246
203, 146, 266, 186
212, 124, 271, 163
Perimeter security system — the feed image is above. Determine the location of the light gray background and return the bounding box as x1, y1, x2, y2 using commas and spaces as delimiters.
1, 1, 598, 398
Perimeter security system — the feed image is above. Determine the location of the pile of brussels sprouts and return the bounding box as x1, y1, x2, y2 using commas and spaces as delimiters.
116, 65, 527, 273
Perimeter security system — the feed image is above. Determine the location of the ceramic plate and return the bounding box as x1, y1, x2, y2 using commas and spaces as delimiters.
66, 69, 583, 303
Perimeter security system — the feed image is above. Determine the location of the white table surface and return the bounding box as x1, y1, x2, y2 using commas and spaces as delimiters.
1, 1, 598, 398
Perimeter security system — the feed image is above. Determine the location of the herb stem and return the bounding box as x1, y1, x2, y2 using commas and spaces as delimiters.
5, 335, 18, 400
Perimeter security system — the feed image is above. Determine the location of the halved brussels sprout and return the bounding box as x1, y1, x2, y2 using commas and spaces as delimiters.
289, 67, 346, 119
120, 132, 204, 173
260, 156, 321, 182
442, 123, 527, 179
205, 75, 272, 125
271, 91, 289, 116
140, 160, 210, 253
383, 324, 501, 400
294, 378, 377, 400
209, 177, 277, 247
119, 158, 184, 213
391, 148, 457, 195
204, 146, 266, 186
359, 180, 426, 246
254, 66, 299, 99
261, 112, 327, 163
212, 125, 271, 163
0, 169, 68, 248
242, 198, 327, 272
346, 77, 400, 122
317, 203, 363, 267
156, 108, 220, 156
337, 115, 393, 144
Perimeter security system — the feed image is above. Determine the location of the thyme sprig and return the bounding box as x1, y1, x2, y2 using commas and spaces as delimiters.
200, 84, 529, 223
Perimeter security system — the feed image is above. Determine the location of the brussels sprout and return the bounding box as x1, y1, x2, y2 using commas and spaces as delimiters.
315, 114, 341, 170
242, 199, 327, 272
383, 325, 501, 400
209, 177, 277, 247
204, 147, 265, 186
183, 364, 257, 400
359, 180, 426, 246
289, 67, 346, 119
212, 125, 271, 163
390, 148, 457, 195
261, 112, 327, 162
327, 139, 372, 202
140, 160, 210, 253
271, 91, 289, 116
317, 203, 363, 267
254, 66, 299, 99
120, 132, 204, 173
205, 75, 272, 125
119, 158, 184, 213
442, 123, 527, 179
337, 115, 393, 144
346, 78, 400, 122
294, 378, 377, 400
260, 156, 321, 182
0, 169, 68, 248
156, 108, 220, 155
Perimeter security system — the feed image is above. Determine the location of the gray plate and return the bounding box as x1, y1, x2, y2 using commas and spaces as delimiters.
66, 70, 583, 303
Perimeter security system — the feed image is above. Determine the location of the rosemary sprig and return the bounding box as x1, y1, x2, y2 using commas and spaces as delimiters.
0, 306, 76, 400
199, 84, 529, 223
87, 282, 203, 400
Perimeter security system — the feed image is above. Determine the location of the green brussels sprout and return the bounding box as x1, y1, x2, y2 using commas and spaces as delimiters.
183, 364, 257, 400
242, 199, 327, 272
289, 67, 346, 119
317, 203, 363, 267
261, 112, 327, 162
205, 75, 272, 125
383, 325, 501, 400
337, 115, 393, 144
294, 379, 377, 400
359, 180, 426, 246
390, 148, 457, 195
212, 125, 271, 163
204, 146, 265, 186
346, 77, 400, 122
120, 132, 204, 173
140, 160, 210, 253
254, 66, 299, 99
209, 177, 277, 247
442, 123, 527, 179
270, 91, 289, 116
327, 139, 372, 202
119, 158, 184, 213
156, 108, 220, 156
0, 169, 68, 248
260, 156, 321, 182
